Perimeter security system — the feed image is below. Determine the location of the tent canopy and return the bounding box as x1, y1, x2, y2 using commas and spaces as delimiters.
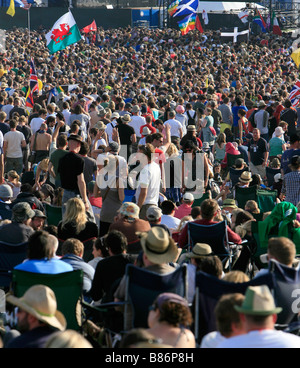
197, 2, 265, 13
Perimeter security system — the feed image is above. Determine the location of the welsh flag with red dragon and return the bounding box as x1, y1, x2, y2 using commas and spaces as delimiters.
45, 11, 82, 54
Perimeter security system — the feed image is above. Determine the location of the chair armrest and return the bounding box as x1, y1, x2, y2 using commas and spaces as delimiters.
82, 300, 128, 312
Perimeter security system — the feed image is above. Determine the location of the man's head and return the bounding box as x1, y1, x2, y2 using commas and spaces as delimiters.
67, 134, 83, 153
252, 128, 261, 141
7, 284, 66, 332
31, 210, 46, 231
200, 199, 219, 220
104, 230, 128, 256
146, 206, 162, 223
161, 200, 176, 216
62, 238, 84, 258
215, 293, 246, 338
12, 202, 35, 225
234, 285, 282, 330
139, 227, 178, 265
0, 184, 13, 201
262, 237, 297, 267
27, 230, 57, 260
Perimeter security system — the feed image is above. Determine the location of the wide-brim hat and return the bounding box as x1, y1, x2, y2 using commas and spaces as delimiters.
222, 199, 238, 209
234, 285, 282, 316
138, 227, 178, 264
67, 134, 83, 145
121, 114, 131, 123
7, 285, 67, 331
94, 121, 107, 131
185, 243, 213, 258
239, 171, 252, 183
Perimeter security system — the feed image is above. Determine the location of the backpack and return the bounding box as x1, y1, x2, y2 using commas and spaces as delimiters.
186, 110, 196, 125
248, 109, 257, 128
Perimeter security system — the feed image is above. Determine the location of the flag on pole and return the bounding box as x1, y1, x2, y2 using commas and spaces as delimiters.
253, 8, 267, 33
173, 0, 198, 18
289, 80, 300, 107
221, 27, 249, 44
202, 10, 209, 25
25, 59, 39, 108
81, 20, 97, 33
238, 11, 249, 24
177, 13, 196, 35
272, 11, 282, 36
6, 0, 16, 17
45, 11, 81, 54
291, 48, 300, 68
168, 0, 180, 16
195, 15, 203, 33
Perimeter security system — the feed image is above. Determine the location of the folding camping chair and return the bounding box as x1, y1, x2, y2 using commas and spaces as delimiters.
187, 221, 239, 270
229, 167, 248, 188
256, 189, 277, 213
0, 242, 28, 291
11, 269, 84, 331
268, 259, 300, 326
266, 167, 281, 188
44, 203, 62, 227
193, 271, 274, 344
235, 185, 258, 210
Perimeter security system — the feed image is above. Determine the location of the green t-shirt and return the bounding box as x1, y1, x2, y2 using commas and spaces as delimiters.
49, 149, 68, 182
269, 137, 285, 156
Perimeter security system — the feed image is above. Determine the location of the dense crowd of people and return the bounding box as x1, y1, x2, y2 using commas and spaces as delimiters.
0, 24, 299, 349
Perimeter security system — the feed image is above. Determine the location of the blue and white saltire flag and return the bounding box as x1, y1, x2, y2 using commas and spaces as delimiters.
173, 0, 198, 18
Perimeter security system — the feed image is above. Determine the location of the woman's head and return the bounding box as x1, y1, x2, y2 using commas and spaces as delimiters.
148, 293, 192, 328
62, 197, 87, 234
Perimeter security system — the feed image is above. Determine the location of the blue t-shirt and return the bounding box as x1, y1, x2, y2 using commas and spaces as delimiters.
14, 258, 73, 274
281, 148, 300, 174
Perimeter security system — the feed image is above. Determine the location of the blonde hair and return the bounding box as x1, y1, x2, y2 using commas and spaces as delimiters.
39, 158, 50, 172
223, 271, 250, 283
62, 197, 87, 234
166, 143, 179, 157
45, 330, 93, 348
7, 170, 19, 180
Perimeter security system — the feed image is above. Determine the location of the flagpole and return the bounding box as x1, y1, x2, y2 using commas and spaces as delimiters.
28, 6, 31, 45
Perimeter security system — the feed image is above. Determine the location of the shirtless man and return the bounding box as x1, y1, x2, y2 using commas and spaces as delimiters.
30, 122, 52, 164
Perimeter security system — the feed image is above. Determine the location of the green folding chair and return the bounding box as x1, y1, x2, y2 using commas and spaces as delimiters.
235, 185, 258, 210
44, 203, 62, 227
11, 270, 83, 331
192, 192, 210, 208
256, 189, 277, 213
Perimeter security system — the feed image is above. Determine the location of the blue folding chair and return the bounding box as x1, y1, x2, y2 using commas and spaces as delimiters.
123, 264, 188, 330
0, 242, 28, 290
194, 271, 275, 344
187, 221, 237, 270
268, 259, 300, 326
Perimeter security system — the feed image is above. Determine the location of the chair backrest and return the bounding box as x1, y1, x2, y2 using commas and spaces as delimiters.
12, 270, 83, 331
194, 271, 274, 342
229, 167, 248, 187
0, 202, 12, 220
188, 221, 229, 259
82, 238, 96, 263
44, 203, 62, 227
269, 260, 300, 325
266, 167, 281, 188
235, 185, 258, 210
227, 153, 243, 169
192, 192, 209, 208
256, 189, 277, 213
0, 242, 28, 271
124, 264, 188, 329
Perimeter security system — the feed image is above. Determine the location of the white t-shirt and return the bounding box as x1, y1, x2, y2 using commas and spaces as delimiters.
160, 214, 181, 233
106, 120, 117, 143
129, 115, 146, 138
135, 161, 161, 206
30, 117, 45, 134
200, 331, 225, 348
217, 329, 300, 348
4, 130, 25, 158
164, 118, 183, 137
